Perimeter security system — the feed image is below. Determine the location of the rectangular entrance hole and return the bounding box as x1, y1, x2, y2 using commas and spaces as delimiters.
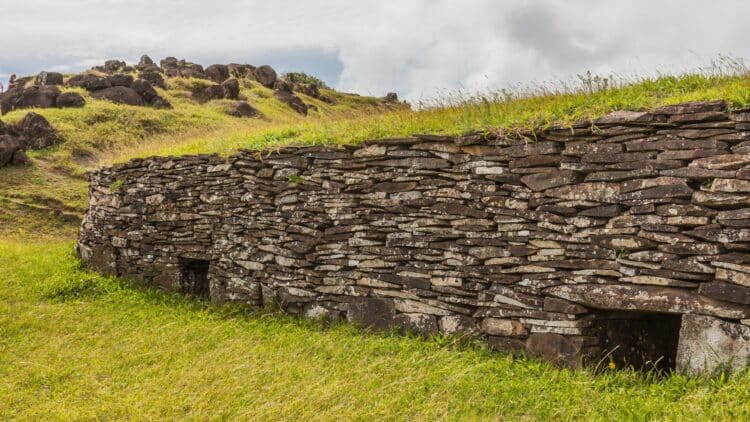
593, 312, 682, 372
179, 258, 210, 297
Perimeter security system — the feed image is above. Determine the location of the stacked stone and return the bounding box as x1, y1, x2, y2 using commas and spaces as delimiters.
78, 100, 750, 372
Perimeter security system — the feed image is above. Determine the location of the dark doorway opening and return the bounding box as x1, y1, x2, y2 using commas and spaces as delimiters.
593, 312, 682, 372
179, 258, 210, 297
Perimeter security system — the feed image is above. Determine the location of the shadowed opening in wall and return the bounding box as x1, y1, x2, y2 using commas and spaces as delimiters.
179, 258, 210, 297
593, 312, 682, 372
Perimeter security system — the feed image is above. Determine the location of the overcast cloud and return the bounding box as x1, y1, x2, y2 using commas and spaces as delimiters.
1, 1, 749, 101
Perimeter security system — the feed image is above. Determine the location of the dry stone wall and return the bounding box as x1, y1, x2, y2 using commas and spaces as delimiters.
78, 100, 750, 373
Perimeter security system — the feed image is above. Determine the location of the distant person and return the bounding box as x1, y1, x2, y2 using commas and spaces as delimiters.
8, 74, 17, 91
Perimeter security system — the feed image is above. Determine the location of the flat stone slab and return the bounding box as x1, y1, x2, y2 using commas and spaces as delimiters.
545, 284, 750, 320
677, 314, 750, 374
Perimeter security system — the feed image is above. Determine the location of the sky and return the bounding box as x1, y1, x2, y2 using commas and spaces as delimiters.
1, 1, 749, 101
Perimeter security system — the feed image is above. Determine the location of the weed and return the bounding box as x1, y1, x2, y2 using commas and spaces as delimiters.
108, 179, 124, 193
288, 174, 304, 185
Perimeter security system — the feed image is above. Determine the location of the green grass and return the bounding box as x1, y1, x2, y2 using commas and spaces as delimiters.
1, 240, 749, 420
104, 71, 750, 163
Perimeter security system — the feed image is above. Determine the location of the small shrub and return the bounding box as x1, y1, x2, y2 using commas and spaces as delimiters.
282, 72, 331, 90
615, 248, 630, 259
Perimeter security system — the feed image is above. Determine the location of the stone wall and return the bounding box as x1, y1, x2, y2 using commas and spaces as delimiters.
78, 100, 750, 373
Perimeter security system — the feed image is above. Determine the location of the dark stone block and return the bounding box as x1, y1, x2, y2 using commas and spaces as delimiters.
346, 298, 396, 331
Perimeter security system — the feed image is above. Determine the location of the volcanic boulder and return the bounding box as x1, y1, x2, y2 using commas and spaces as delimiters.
131, 79, 158, 103
136, 55, 159, 72
138, 70, 166, 89
274, 88, 308, 115
66, 74, 111, 92
227, 63, 256, 79
254, 65, 278, 88
161, 57, 206, 79
18, 112, 59, 149
205, 64, 230, 83
222, 78, 240, 100
0, 85, 60, 115
107, 74, 134, 87
101, 60, 129, 74
384, 92, 399, 102
150, 96, 172, 109
55, 92, 86, 108
131, 79, 172, 109
294, 83, 321, 99
227, 101, 260, 118
194, 84, 225, 103
0, 135, 21, 167
91, 86, 144, 106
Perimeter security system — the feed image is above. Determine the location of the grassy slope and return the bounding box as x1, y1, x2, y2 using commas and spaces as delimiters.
2, 72, 750, 419
1, 241, 749, 420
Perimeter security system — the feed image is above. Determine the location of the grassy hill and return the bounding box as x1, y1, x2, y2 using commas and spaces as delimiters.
1, 67, 750, 419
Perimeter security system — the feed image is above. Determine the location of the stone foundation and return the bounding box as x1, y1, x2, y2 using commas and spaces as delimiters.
78, 100, 750, 372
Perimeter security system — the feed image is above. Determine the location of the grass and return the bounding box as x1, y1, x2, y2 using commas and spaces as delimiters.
1, 240, 749, 420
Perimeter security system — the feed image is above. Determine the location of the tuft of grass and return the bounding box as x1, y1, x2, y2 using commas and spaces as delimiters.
108, 179, 123, 193
0, 240, 749, 420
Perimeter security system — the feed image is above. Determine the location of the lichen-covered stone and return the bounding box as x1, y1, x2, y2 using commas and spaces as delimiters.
677, 314, 750, 374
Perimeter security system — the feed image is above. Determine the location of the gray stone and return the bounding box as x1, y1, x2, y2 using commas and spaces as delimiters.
480, 318, 528, 336
520, 170, 581, 191
346, 298, 396, 331
439, 315, 479, 336
677, 314, 750, 375
546, 284, 749, 319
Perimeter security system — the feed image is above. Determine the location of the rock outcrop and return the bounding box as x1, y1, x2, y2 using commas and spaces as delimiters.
273, 80, 307, 115
91, 86, 144, 106
0, 85, 60, 115
0, 112, 59, 167
254, 65, 278, 88
78, 100, 750, 373
17, 112, 59, 149
227, 101, 260, 118
56, 92, 86, 108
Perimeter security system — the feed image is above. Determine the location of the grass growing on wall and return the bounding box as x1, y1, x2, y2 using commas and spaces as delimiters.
0, 240, 749, 420
95, 70, 750, 164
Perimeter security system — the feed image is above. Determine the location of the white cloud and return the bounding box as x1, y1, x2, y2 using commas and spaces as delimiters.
1, 0, 750, 101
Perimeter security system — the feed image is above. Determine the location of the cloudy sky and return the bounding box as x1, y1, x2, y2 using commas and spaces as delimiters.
2, 1, 749, 101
